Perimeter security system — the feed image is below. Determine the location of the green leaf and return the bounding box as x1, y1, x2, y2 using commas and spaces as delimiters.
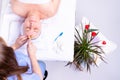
87, 29, 98, 33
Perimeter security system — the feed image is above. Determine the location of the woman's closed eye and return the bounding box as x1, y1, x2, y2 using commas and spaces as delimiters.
26, 27, 30, 31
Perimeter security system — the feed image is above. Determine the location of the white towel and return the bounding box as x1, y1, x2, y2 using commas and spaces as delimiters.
19, 0, 50, 4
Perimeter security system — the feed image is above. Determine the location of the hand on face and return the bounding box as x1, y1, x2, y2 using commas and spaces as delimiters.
12, 35, 28, 50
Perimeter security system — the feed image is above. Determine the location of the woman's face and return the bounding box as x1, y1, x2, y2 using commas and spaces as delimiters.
23, 16, 41, 39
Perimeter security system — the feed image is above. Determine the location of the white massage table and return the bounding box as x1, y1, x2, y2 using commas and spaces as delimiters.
0, 0, 76, 61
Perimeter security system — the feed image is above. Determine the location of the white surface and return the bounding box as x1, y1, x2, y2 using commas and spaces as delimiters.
19, 0, 50, 4
0, 0, 76, 61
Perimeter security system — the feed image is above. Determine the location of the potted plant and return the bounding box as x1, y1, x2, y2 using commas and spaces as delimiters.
67, 23, 106, 72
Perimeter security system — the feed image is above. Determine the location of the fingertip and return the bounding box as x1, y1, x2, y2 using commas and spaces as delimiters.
28, 39, 32, 44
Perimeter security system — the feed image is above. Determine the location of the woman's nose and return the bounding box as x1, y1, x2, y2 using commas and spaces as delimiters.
30, 22, 35, 27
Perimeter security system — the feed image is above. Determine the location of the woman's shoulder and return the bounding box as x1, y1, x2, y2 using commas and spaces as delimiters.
14, 51, 30, 66
7, 51, 41, 80
15, 51, 34, 73
15, 51, 28, 59
11, 0, 28, 17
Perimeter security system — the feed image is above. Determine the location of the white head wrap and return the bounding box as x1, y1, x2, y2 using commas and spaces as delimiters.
20, 23, 24, 35
19, 0, 50, 4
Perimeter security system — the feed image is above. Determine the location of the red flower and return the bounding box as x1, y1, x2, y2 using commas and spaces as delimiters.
85, 24, 90, 30
91, 32, 97, 37
102, 41, 106, 45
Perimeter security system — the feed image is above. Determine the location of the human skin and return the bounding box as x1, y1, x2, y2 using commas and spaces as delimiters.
22, 15, 42, 39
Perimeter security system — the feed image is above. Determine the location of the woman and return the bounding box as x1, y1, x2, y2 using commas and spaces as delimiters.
11, 0, 61, 39
0, 36, 47, 80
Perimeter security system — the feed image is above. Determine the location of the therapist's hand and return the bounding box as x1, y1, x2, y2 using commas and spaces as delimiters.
12, 35, 28, 50
27, 39, 37, 57
27, 40, 43, 80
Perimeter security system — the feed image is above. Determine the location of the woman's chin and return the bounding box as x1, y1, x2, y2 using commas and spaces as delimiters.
30, 35, 40, 40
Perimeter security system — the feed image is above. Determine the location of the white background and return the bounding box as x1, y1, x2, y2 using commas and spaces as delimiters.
0, 0, 120, 80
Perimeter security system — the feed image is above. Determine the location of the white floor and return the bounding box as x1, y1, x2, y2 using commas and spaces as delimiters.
45, 50, 120, 80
